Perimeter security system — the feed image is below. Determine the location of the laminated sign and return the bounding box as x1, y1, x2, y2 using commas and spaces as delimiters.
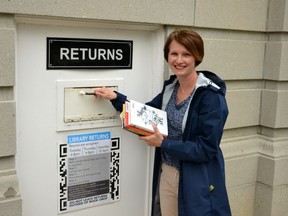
58, 131, 121, 213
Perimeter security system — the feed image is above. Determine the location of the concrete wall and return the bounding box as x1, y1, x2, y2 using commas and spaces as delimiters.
0, 0, 287, 216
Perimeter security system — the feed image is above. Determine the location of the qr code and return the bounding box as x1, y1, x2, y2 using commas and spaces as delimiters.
110, 137, 120, 201
59, 143, 68, 212
58, 137, 121, 213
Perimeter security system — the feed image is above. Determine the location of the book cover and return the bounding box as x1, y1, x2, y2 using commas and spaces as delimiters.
122, 100, 168, 137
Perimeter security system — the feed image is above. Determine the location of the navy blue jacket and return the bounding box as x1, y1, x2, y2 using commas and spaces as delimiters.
111, 71, 231, 216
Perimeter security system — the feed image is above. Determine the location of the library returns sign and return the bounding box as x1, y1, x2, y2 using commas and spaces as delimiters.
47, 38, 133, 69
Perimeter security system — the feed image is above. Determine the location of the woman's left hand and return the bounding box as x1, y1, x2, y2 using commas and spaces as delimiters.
139, 124, 164, 147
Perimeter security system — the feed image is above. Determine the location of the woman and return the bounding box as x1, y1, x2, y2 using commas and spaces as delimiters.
95, 29, 231, 216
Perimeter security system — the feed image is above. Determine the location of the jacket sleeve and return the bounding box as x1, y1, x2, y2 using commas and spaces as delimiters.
110, 91, 127, 112
110, 89, 163, 112
161, 90, 228, 163
145, 93, 163, 110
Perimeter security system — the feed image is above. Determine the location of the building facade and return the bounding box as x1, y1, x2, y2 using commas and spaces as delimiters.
0, 1, 288, 216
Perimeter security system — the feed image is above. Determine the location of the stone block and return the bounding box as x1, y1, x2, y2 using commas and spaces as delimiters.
1, 0, 196, 26
0, 29, 15, 86
195, 0, 268, 31
264, 41, 288, 81
273, 157, 288, 186
267, 0, 288, 32
261, 90, 288, 128
257, 156, 275, 186
270, 185, 288, 216
0, 87, 14, 101
255, 183, 288, 216
261, 137, 288, 158
256, 139, 288, 216
274, 91, 288, 128
199, 36, 265, 80
227, 184, 256, 216
254, 183, 273, 216
0, 156, 15, 171
222, 136, 262, 159
0, 101, 16, 157
0, 174, 19, 199
0, 14, 15, 28
0, 198, 22, 216
225, 155, 258, 188
258, 154, 288, 187
225, 89, 261, 129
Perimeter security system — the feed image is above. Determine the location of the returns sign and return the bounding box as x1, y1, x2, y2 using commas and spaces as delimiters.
47, 37, 133, 69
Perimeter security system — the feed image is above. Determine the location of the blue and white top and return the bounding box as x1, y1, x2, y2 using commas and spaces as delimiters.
161, 82, 193, 170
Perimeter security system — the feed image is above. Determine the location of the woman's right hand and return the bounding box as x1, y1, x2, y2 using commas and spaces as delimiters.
94, 87, 117, 100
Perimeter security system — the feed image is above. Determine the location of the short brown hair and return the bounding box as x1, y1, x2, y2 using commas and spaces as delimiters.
164, 29, 204, 67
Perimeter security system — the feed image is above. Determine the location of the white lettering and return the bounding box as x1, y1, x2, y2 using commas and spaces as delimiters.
79, 48, 88, 59
107, 49, 115, 60
60, 48, 70, 60
89, 49, 97, 60
68, 135, 89, 143
59, 48, 124, 61
116, 49, 123, 60
98, 49, 106, 60
70, 48, 79, 60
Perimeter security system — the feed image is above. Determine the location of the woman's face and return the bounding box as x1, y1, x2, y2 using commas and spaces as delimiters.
168, 40, 196, 78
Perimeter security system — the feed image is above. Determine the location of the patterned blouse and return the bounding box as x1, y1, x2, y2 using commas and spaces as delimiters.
161, 82, 194, 170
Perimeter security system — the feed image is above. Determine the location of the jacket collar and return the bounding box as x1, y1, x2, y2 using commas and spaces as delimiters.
162, 71, 226, 132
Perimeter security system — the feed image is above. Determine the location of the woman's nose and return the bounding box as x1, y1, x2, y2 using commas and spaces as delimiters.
176, 55, 183, 63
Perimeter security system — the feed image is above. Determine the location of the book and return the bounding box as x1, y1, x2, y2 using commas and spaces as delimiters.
120, 100, 168, 137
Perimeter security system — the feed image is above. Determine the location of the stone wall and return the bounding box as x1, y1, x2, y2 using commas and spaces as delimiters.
0, 14, 22, 216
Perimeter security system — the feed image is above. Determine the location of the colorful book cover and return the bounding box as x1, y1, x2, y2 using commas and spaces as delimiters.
127, 100, 168, 137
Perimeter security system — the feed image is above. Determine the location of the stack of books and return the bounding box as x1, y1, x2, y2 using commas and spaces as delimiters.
120, 100, 168, 137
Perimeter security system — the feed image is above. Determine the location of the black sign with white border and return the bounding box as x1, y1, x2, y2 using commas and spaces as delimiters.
47, 37, 133, 69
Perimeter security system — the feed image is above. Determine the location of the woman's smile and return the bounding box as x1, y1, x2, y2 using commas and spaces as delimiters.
168, 40, 196, 77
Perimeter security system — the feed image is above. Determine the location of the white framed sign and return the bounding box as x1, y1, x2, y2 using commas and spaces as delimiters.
58, 131, 121, 213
